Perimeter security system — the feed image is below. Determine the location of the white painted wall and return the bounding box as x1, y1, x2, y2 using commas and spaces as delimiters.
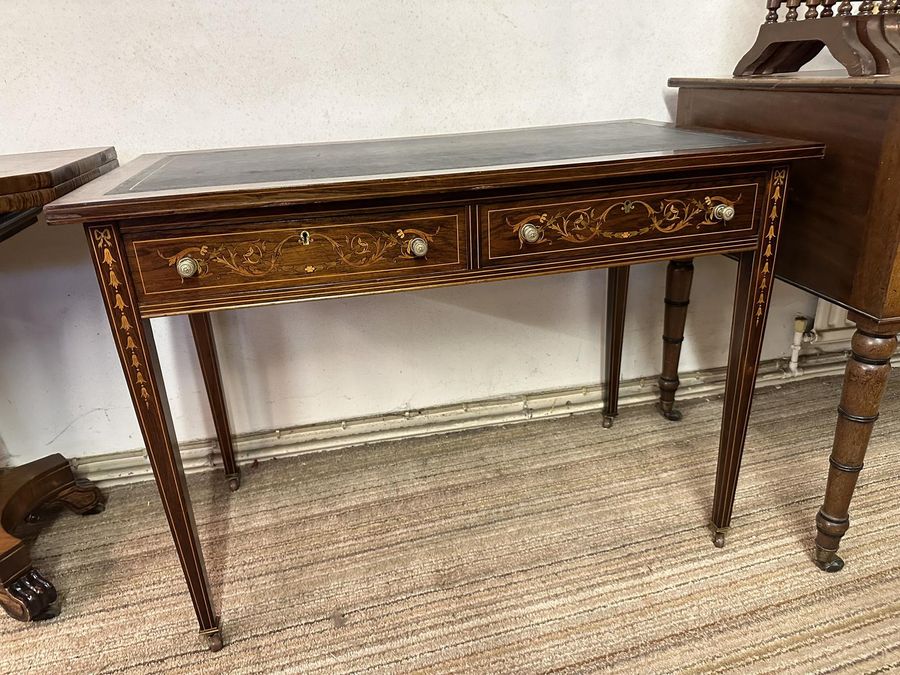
0, 1, 819, 467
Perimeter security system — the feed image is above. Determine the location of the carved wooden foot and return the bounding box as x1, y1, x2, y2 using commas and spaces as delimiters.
0, 569, 58, 622
52, 479, 107, 515
814, 327, 897, 572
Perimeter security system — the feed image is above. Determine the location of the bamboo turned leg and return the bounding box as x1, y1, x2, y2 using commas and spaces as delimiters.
602, 266, 630, 429
711, 168, 788, 548
814, 323, 898, 572
87, 226, 222, 651
658, 259, 694, 422
189, 313, 240, 492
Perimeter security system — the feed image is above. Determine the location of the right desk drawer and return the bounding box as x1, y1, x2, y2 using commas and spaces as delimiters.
478, 175, 764, 269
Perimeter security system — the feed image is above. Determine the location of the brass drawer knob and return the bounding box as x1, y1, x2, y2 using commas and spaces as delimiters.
712, 204, 736, 222
520, 222, 542, 244
176, 256, 200, 278
408, 237, 429, 258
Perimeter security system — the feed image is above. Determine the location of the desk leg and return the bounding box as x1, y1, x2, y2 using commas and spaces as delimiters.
602, 266, 629, 429
658, 259, 694, 422
87, 226, 222, 652
814, 323, 897, 572
710, 167, 788, 548
189, 313, 240, 492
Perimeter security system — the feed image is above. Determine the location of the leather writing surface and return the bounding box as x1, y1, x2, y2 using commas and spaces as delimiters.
108, 121, 751, 195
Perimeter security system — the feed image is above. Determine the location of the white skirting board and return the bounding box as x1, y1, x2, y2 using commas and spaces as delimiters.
72, 350, 894, 488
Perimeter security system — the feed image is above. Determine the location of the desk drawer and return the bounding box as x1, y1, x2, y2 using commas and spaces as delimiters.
478, 177, 762, 268
127, 207, 467, 299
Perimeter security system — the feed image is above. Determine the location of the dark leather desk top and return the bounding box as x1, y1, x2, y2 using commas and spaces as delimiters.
45, 121, 822, 225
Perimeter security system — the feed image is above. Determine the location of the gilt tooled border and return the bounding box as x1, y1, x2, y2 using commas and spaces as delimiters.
132, 214, 463, 297
485, 182, 760, 261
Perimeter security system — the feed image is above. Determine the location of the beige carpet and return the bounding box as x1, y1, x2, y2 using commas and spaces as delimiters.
2, 374, 900, 674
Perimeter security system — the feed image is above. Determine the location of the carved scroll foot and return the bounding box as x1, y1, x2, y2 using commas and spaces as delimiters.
53, 479, 107, 516
0, 569, 58, 622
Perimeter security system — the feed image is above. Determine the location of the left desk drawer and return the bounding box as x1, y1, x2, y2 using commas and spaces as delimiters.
126, 207, 468, 300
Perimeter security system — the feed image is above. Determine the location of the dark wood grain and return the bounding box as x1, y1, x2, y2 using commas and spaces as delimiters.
670, 72, 900, 568
49, 122, 822, 650
0, 147, 117, 213
1, 148, 115, 625
602, 267, 629, 429
189, 314, 240, 491
658, 259, 695, 422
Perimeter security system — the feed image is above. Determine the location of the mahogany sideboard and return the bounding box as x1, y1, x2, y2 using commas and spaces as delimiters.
0, 147, 116, 622
44, 121, 823, 650
654, 73, 900, 575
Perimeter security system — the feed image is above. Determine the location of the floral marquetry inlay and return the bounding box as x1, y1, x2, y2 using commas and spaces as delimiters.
507, 195, 740, 248
92, 228, 152, 409
755, 169, 787, 325
157, 226, 440, 279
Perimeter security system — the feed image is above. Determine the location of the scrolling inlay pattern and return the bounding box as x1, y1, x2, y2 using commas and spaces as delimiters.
93, 228, 152, 408
157, 226, 440, 279
508, 195, 739, 248
756, 170, 786, 325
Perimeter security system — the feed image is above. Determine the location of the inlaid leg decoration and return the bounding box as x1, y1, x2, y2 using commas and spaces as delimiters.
0, 569, 58, 622
710, 168, 789, 548
189, 313, 241, 491
88, 226, 222, 651
814, 325, 897, 572
658, 259, 694, 422
602, 266, 630, 429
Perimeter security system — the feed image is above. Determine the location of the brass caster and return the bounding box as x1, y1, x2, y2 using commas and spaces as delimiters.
814, 546, 845, 573
227, 475, 241, 492
602, 415, 615, 429
205, 629, 224, 652
658, 403, 683, 422
713, 531, 726, 548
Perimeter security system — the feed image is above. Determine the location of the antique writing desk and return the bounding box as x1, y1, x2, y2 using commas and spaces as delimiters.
45, 122, 823, 650
656, 73, 900, 575
0, 148, 115, 622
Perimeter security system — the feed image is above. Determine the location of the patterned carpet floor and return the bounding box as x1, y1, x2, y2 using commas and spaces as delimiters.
2, 374, 899, 673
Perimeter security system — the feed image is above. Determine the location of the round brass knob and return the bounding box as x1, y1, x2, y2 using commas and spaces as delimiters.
408, 237, 428, 258
713, 204, 736, 222
176, 256, 200, 279
520, 222, 541, 244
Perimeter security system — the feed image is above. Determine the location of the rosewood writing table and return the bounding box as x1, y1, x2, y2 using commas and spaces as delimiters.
634, 73, 900, 575
0, 147, 116, 622
44, 121, 823, 650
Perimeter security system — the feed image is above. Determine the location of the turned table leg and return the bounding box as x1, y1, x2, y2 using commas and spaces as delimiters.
711, 168, 788, 547
602, 266, 629, 429
87, 226, 222, 651
814, 322, 898, 572
658, 259, 694, 422
0, 454, 105, 622
189, 313, 240, 491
